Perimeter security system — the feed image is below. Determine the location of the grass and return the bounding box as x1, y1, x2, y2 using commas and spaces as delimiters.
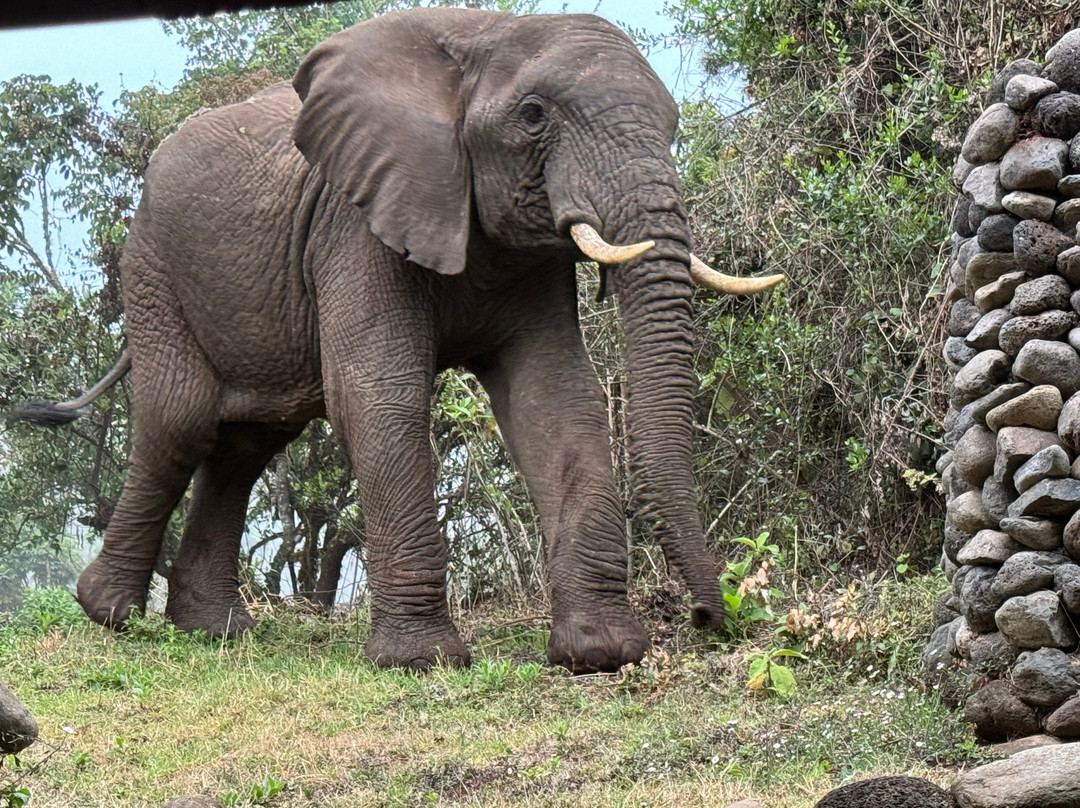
0, 574, 983, 808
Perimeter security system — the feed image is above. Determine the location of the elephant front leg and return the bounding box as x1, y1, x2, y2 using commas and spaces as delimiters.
319, 290, 468, 670
350, 394, 469, 670
473, 309, 650, 674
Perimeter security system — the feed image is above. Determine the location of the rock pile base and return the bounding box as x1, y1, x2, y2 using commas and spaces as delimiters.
934, 28, 1080, 742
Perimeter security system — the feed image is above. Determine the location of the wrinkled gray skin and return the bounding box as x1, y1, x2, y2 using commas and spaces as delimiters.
72, 8, 726, 673
0, 679, 37, 755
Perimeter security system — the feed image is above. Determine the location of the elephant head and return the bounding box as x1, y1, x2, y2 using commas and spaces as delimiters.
291, 9, 780, 629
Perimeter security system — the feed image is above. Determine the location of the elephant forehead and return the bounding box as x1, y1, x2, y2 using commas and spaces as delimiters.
475, 17, 677, 124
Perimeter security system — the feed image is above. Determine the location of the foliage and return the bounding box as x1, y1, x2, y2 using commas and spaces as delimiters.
219, 776, 288, 806
717, 531, 782, 635
659, 0, 1080, 575
7, 587, 84, 635
745, 646, 803, 698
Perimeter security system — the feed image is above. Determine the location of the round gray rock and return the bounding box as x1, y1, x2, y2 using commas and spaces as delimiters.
962, 679, 1040, 741
995, 426, 1065, 483
998, 310, 1078, 356
966, 308, 1014, 350
945, 524, 973, 563
1034, 91, 1080, 139
982, 475, 1015, 525
952, 743, 1080, 808
1059, 392, 1080, 452
963, 103, 1020, 163
986, 384, 1063, 430
954, 425, 997, 486
962, 565, 1006, 632
1003, 190, 1057, 220
953, 197, 974, 237
977, 212, 1020, 252
967, 250, 1021, 292
964, 161, 1007, 210
954, 349, 1013, 404
1045, 694, 1080, 737
997, 590, 1080, 648
969, 630, 1019, 676
1006, 73, 1059, 111
1012, 647, 1080, 709
947, 298, 983, 337
945, 336, 979, 369
1000, 515, 1065, 550
990, 550, 1069, 598
970, 382, 1031, 424
975, 271, 1027, 313
1000, 137, 1069, 191
1061, 174, 1080, 197
1013, 339, 1080, 397
1008, 477, 1080, 518
1065, 509, 1080, 561
959, 529, 1022, 566
1013, 444, 1072, 493
1056, 563, 1080, 613
949, 490, 998, 534
1058, 244, 1080, 283
989, 58, 1043, 104
1010, 274, 1071, 315
1047, 29, 1080, 93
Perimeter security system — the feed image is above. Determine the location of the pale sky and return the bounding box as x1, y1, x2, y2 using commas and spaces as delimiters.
0, 0, 709, 104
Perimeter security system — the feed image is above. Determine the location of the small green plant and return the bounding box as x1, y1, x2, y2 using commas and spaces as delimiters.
513, 661, 542, 686
219, 776, 287, 806
70, 750, 92, 769
0, 784, 31, 808
83, 663, 153, 697
14, 587, 83, 635
745, 647, 806, 698
718, 531, 784, 636
474, 657, 512, 691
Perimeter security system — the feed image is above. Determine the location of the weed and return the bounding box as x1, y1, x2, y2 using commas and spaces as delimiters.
718, 531, 784, 636
219, 776, 287, 806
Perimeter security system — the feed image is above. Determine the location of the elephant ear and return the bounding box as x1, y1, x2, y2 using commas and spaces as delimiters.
293, 12, 484, 275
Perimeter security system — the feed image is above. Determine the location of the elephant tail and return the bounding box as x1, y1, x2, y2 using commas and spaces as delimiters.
11, 351, 132, 426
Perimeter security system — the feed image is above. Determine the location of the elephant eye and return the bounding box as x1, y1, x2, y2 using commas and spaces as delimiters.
518, 100, 547, 131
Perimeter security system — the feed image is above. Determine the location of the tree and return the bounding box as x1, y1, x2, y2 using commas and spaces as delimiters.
661, 0, 1075, 571
0, 76, 130, 606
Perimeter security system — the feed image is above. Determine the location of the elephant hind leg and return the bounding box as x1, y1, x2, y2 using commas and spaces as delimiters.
165, 421, 303, 637
77, 289, 222, 629
77, 431, 214, 629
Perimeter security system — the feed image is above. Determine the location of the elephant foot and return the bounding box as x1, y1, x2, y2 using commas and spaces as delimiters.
689, 600, 727, 631
76, 556, 150, 629
365, 620, 471, 671
165, 583, 255, 638
547, 611, 651, 674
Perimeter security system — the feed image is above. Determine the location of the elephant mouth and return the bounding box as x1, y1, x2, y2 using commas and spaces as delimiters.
568, 221, 786, 295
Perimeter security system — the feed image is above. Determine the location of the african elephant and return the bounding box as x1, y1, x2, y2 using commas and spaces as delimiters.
18, 8, 781, 673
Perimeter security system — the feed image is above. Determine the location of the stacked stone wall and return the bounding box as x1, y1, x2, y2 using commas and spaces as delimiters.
933, 31, 1080, 741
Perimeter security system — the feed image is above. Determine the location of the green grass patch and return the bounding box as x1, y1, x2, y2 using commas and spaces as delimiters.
0, 578, 982, 807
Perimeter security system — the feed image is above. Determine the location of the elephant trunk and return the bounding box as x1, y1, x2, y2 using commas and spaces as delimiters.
605, 209, 726, 628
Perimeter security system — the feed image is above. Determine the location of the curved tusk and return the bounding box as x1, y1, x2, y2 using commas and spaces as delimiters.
690, 254, 785, 295
570, 223, 654, 264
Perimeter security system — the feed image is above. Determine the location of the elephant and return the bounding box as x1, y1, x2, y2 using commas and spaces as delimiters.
16, 8, 782, 673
